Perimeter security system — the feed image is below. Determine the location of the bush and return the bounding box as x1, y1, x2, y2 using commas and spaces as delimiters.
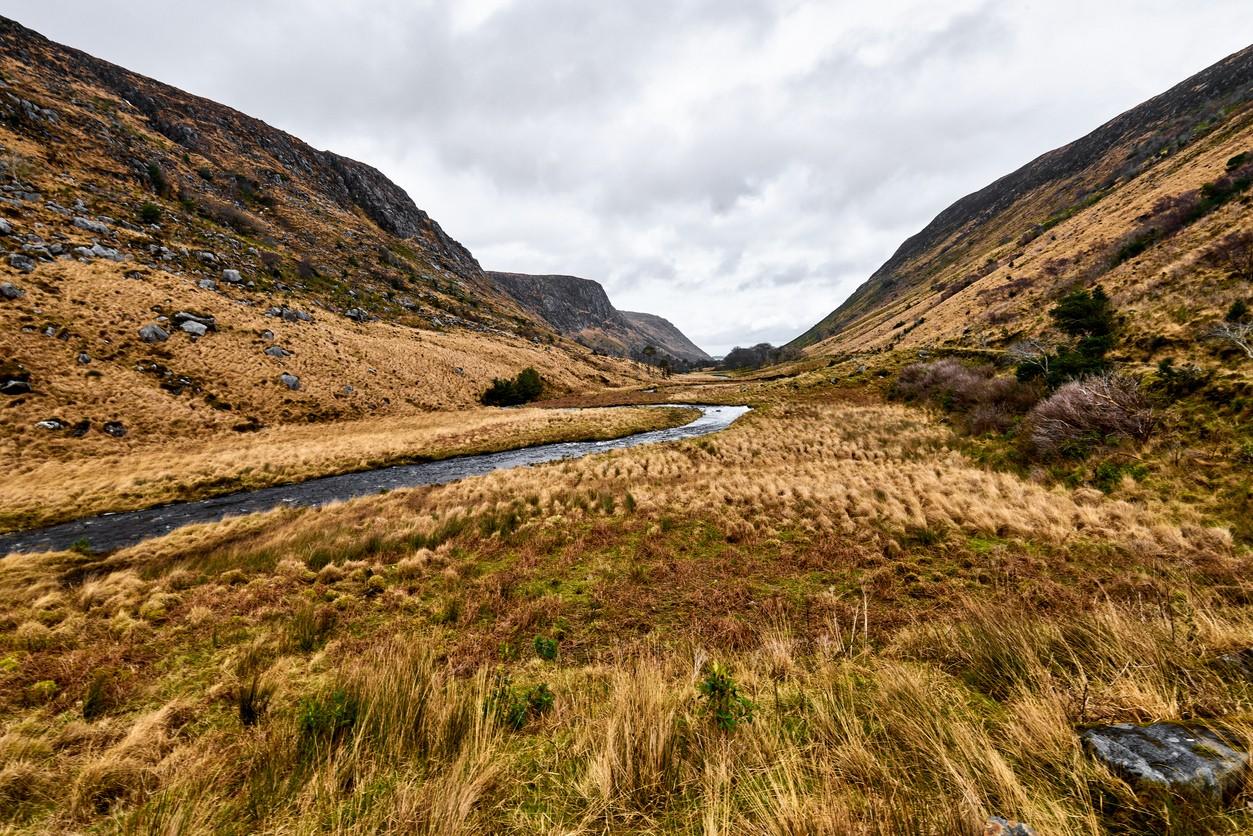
138, 202, 162, 224
298, 689, 357, 756
533, 634, 558, 661
488, 674, 554, 730
1027, 372, 1156, 457
697, 662, 754, 733
892, 359, 1040, 434
481, 367, 544, 406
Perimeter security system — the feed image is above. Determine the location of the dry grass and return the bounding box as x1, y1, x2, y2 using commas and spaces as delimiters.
0, 405, 696, 531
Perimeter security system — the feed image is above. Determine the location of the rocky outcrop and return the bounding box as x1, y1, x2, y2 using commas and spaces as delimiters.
489, 271, 709, 364
1080, 722, 1248, 803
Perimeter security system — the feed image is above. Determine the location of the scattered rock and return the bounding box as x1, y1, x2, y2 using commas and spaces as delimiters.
89, 243, 124, 261
0, 218, 10, 235
264, 345, 291, 358
198, 278, 217, 290
1080, 722, 1248, 803
72, 246, 95, 260
138, 323, 169, 343
199, 251, 217, 264
259, 329, 274, 341
76, 352, 90, 365
68, 419, 91, 438
279, 372, 301, 390
173, 311, 216, 332
72, 216, 110, 235
0, 281, 23, 299
221, 268, 242, 283
36, 418, 66, 431
181, 320, 208, 337
345, 307, 370, 322
266, 306, 313, 322
984, 817, 1035, 836
7, 253, 35, 273
102, 421, 127, 438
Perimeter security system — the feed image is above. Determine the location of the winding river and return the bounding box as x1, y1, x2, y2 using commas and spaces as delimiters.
0, 404, 750, 555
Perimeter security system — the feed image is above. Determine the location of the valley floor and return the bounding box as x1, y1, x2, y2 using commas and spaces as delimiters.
1, 379, 1251, 834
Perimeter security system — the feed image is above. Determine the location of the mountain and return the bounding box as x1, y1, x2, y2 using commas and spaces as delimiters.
487, 271, 710, 365
790, 44, 1253, 360
0, 17, 647, 454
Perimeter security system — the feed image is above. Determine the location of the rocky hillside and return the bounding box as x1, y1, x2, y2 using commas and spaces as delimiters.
0, 16, 647, 458
488, 271, 710, 365
790, 43, 1253, 365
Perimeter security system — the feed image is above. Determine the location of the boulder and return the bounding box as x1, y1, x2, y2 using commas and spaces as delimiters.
984, 817, 1035, 836
181, 320, 208, 337
345, 307, 370, 322
36, 418, 66, 431
7, 253, 35, 273
1080, 722, 1247, 803
72, 216, 110, 235
173, 311, 216, 331
264, 345, 291, 358
76, 352, 90, 365
198, 278, 217, 290
103, 421, 127, 438
0, 218, 11, 235
139, 323, 169, 343
279, 372, 301, 391
221, 268, 242, 284
73, 246, 95, 260
90, 243, 124, 261
0, 281, 23, 299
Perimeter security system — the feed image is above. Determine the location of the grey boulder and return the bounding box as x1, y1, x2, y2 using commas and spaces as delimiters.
264, 345, 291, 358
1080, 722, 1247, 803
36, 418, 66, 431
138, 323, 169, 343
0, 218, 11, 235
72, 216, 110, 235
221, 268, 242, 284
0, 281, 23, 299
279, 372, 301, 391
181, 320, 208, 337
7, 253, 35, 273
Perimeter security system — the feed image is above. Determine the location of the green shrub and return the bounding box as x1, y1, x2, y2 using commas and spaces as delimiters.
488, 674, 554, 730
533, 634, 558, 661
138, 202, 162, 224
697, 662, 755, 733
481, 367, 544, 406
297, 689, 357, 755
1228, 299, 1249, 323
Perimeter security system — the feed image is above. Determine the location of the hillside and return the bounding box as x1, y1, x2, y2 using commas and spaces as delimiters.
790, 43, 1253, 362
488, 271, 710, 365
0, 16, 649, 461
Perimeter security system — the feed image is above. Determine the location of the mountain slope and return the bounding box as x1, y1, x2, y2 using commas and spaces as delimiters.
488, 271, 710, 364
0, 16, 646, 458
790, 43, 1253, 359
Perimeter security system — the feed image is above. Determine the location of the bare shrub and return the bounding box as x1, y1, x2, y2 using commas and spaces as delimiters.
1207, 320, 1253, 359
893, 359, 1040, 433
1204, 230, 1253, 282
1027, 372, 1155, 456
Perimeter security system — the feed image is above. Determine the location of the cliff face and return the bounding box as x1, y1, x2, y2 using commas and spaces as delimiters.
489, 272, 710, 364
790, 43, 1253, 357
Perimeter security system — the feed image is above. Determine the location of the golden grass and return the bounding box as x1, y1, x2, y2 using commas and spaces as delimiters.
0, 405, 696, 531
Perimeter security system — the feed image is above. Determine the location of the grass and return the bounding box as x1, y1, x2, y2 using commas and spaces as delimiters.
0, 405, 697, 531
1, 385, 1250, 832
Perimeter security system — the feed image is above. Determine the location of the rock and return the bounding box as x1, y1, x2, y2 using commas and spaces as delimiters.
0, 218, 10, 234
199, 251, 217, 264
76, 352, 90, 365
0, 281, 23, 299
259, 329, 275, 341
7, 253, 35, 273
279, 372, 301, 390
198, 278, 217, 290
181, 320, 207, 337
1, 364, 31, 395
72, 216, 110, 235
68, 419, 91, 437
36, 419, 66, 431
138, 323, 169, 343
345, 307, 370, 322
221, 268, 242, 283
73, 246, 95, 260
90, 243, 124, 261
984, 817, 1035, 836
173, 311, 216, 331
103, 421, 127, 438
1080, 722, 1247, 803
264, 345, 290, 358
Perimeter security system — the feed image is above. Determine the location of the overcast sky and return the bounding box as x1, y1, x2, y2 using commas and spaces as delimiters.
9, 2, 1253, 353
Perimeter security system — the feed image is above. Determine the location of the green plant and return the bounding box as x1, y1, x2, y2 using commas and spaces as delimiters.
697, 661, 755, 733
533, 634, 558, 661
68, 537, 93, 555
287, 602, 334, 652
481, 367, 544, 406
138, 202, 162, 224
297, 689, 357, 755
488, 674, 554, 730
1016, 286, 1116, 387
1227, 299, 1248, 322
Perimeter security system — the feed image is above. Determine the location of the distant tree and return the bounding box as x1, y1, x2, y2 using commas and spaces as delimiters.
481, 367, 544, 406
1007, 338, 1054, 379
1205, 231, 1253, 282
1227, 299, 1249, 323
721, 343, 797, 371
1016, 286, 1116, 386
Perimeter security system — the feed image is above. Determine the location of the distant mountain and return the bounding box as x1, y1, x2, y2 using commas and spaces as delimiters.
488, 272, 710, 365
789, 43, 1253, 360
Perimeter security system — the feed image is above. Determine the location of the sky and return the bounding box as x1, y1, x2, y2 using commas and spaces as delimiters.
8, 2, 1253, 354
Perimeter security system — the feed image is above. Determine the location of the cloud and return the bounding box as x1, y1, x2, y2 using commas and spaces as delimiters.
9, 1, 1253, 353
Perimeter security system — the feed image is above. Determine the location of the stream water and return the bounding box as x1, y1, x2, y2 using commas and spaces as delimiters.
0, 404, 750, 555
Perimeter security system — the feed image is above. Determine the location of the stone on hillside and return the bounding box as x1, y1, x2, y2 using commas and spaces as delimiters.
69, 419, 91, 437
259, 329, 275, 341
103, 421, 127, 438
181, 320, 207, 337
0, 218, 11, 235
984, 817, 1035, 836
73, 246, 95, 260
77, 352, 90, 365
1, 364, 31, 395
173, 311, 216, 331
198, 278, 217, 290
72, 216, 109, 235
0, 281, 23, 299
1080, 722, 1247, 803
221, 268, 242, 284
279, 372, 301, 390
264, 345, 290, 358
7, 253, 35, 273
345, 307, 370, 322
90, 243, 124, 261
36, 418, 66, 431
138, 323, 169, 343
